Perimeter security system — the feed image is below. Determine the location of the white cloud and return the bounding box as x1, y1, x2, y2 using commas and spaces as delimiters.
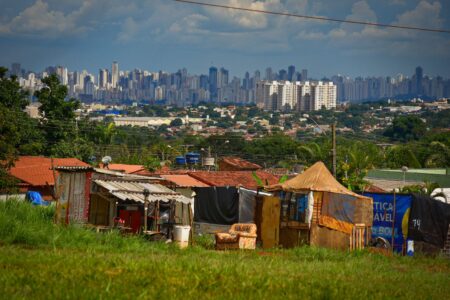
117, 17, 139, 43
393, 1, 443, 28
0, 0, 81, 37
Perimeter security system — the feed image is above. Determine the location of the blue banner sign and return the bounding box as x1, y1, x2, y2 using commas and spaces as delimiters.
363, 193, 412, 253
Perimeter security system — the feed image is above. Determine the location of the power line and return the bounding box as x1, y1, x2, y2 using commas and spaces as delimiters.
174, 0, 450, 34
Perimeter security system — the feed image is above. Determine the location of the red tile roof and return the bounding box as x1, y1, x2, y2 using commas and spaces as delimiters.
160, 175, 210, 188
220, 156, 261, 170
187, 170, 279, 190
365, 184, 386, 193
104, 164, 145, 174
9, 156, 89, 186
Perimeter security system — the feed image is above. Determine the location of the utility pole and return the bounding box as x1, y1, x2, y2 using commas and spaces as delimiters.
143, 189, 150, 233
332, 122, 337, 178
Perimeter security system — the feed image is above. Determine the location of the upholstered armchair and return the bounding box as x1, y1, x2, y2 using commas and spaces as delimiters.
215, 223, 257, 250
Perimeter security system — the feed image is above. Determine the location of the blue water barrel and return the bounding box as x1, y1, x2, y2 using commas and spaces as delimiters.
185, 152, 200, 164
175, 156, 187, 165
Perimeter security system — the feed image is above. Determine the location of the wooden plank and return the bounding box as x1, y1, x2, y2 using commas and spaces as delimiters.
261, 196, 280, 249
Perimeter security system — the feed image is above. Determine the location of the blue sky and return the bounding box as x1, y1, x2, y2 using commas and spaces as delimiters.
0, 0, 449, 78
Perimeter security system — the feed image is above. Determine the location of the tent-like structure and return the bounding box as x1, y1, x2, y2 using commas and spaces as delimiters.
264, 161, 373, 250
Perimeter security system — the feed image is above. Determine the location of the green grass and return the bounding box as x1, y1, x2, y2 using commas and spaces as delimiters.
0, 200, 449, 299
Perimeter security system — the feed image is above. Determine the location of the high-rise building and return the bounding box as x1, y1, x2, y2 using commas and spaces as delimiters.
278, 69, 288, 81
256, 80, 336, 112
288, 65, 296, 82
111, 61, 119, 88
415, 66, 423, 95
56, 66, 68, 85
11, 63, 21, 77
209, 67, 218, 100
98, 69, 108, 88
301, 69, 308, 81
265, 67, 273, 81
218, 67, 229, 88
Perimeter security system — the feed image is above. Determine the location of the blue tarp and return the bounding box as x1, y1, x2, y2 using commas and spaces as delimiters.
26, 191, 49, 206
363, 193, 412, 253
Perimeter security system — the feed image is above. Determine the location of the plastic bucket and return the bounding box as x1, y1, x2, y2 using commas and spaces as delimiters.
173, 225, 191, 243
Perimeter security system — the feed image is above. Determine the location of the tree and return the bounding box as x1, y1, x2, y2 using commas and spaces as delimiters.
0, 67, 44, 190
421, 141, 449, 167
35, 74, 83, 157
170, 118, 183, 127
383, 116, 426, 141
385, 145, 421, 168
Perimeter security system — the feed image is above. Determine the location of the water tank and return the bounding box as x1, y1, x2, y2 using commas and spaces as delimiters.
202, 157, 215, 166
175, 156, 187, 165
185, 152, 200, 164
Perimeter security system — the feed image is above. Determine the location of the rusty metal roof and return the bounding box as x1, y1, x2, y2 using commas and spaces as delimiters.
94, 180, 192, 204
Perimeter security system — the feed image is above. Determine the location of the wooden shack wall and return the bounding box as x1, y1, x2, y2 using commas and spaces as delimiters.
89, 194, 110, 226
310, 224, 350, 250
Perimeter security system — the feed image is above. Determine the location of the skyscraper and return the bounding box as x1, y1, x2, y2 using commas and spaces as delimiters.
415, 66, 423, 95
98, 69, 108, 88
301, 69, 308, 81
288, 65, 296, 82
265, 67, 273, 81
111, 61, 119, 88
209, 67, 218, 100
11, 63, 21, 77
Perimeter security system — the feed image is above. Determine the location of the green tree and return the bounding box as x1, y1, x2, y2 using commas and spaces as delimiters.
170, 118, 183, 127
424, 141, 450, 167
0, 67, 43, 190
385, 145, 421, 168
35, 74, 84, 157
384, 116, 426, 141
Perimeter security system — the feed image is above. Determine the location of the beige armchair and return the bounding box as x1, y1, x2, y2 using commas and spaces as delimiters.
215, 223, 257, 250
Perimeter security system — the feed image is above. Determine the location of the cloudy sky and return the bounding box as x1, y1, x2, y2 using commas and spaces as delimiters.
1, 0, 449, 78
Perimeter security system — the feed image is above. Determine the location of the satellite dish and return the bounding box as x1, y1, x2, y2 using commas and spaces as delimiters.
101, 156, 112, 168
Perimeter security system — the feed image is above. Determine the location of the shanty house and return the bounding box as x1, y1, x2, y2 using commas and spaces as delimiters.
90, 179, 192, 233
7, 156, 89, 200
265, 161, 373, 250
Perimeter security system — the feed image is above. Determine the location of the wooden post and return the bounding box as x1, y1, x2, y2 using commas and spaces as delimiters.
155, 201, 160, 232
392, 192, 397, 252
143, 189, 149, 233
332, 122, 337, 178
188, 203, 194, 246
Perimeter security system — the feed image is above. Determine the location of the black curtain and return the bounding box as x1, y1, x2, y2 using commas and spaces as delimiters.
408, 194, 450, 248
194, 187, 239, 225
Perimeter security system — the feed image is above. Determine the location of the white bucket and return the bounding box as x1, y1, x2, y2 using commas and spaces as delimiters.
173, 225, 191, 243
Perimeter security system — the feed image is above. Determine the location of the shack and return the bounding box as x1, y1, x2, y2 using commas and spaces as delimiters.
90, 179, 193, 234
54, 166, 94, 224
265, 161, 373, 250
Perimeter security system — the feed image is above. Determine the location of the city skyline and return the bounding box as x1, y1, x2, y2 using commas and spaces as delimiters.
11, 60, 449, 105
1, 1, 450, 78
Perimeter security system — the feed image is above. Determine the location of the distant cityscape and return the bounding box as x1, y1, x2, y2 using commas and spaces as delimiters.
7, 62, 450, 111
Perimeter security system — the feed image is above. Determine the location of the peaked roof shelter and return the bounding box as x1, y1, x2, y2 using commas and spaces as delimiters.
266, 161, 370, 201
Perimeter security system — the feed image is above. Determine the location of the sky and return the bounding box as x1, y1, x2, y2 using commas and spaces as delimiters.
0, 0, 450, 79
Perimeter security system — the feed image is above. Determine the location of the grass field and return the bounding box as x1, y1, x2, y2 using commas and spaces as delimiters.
0, 201, 449, 299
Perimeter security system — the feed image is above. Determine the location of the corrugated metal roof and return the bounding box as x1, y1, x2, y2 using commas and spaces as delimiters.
94, 180, 192, 204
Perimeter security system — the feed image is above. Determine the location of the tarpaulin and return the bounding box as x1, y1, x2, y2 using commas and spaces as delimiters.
319, 215, 353, 234
321, 192, 356, 224
194, 187, 239, 225
363, 193, 412, 253
306, 192, 314, 228
26, 191, 48, 206
238, 188, 271, 223
408, 194, 450, 248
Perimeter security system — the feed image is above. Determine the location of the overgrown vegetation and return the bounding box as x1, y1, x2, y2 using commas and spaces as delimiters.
0, 200, 449, 299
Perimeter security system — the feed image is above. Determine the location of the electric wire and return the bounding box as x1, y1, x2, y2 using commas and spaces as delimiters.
174, 0, 450, 34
